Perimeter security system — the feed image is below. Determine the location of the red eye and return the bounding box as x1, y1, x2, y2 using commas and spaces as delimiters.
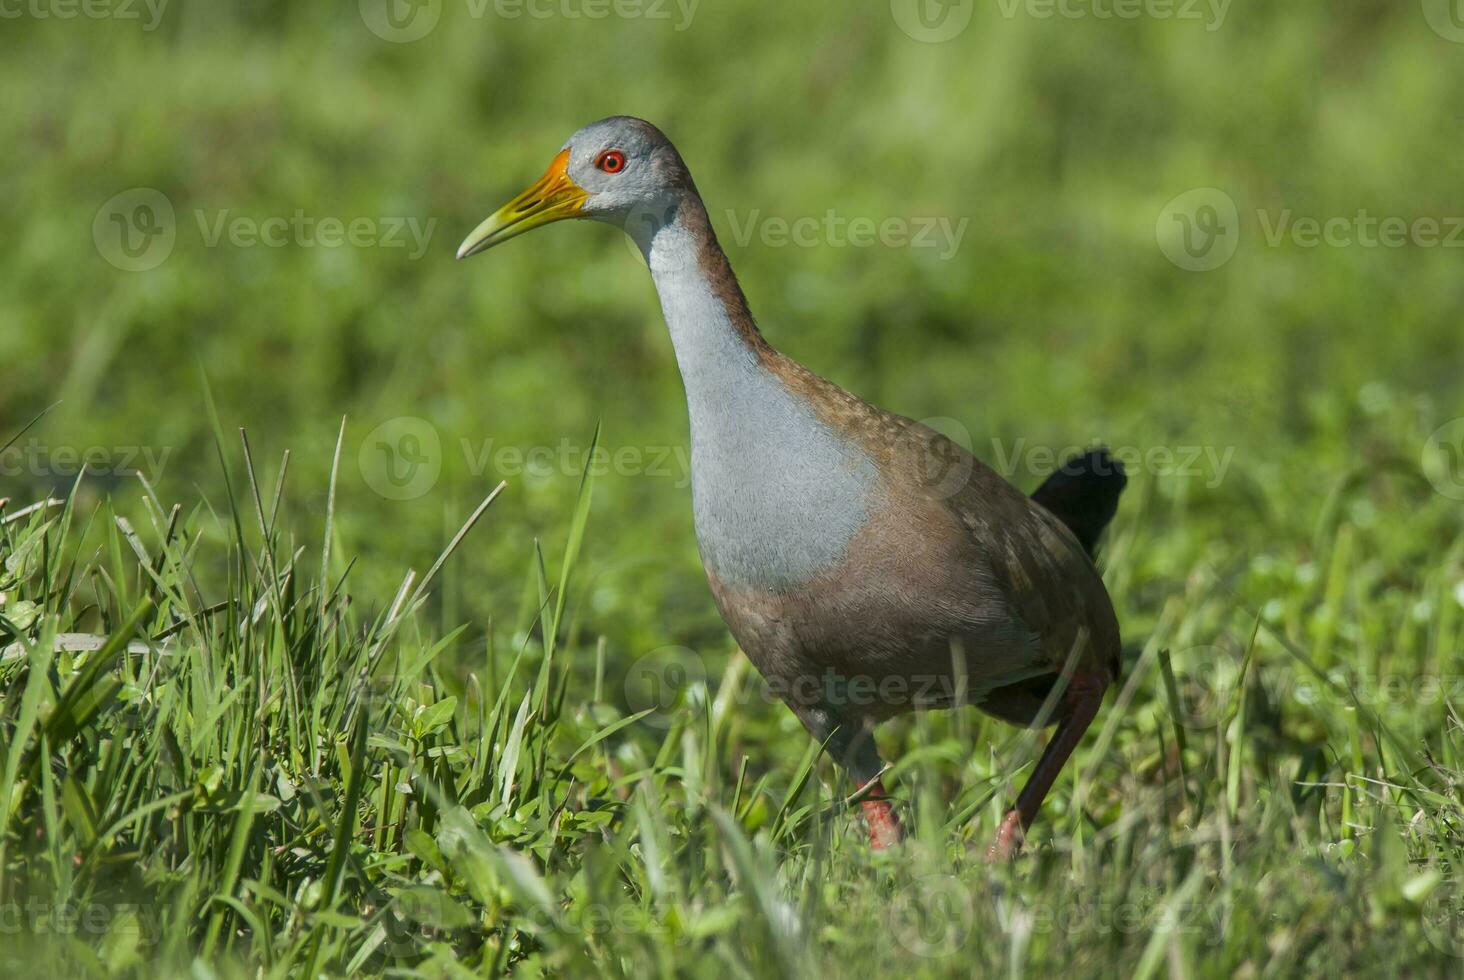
596, 150, 627, 174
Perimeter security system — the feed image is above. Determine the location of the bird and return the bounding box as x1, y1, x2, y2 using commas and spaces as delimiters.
457, 117, 1127, 858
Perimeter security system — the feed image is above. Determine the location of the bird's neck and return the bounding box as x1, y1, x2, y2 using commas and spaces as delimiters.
632, 193, 773, 405
629, 193, 879, 590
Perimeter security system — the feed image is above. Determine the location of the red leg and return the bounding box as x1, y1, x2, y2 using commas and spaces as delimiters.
802, 708, 904, 850
858, 777, 905, 849
988, 672, 1107, 862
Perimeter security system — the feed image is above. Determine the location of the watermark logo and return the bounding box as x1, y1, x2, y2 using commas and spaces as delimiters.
359, 417, 443, 500
0, 441, 173, 481
723, 210, 969, 261
490, 0, 699, 30
1161, 193, 1464, 271
0, 899, 159, 946
462, 436, 691, 487
623, 202, 969, 266
894, 416, 976, 499
993, 0, 1231, 30
1257, 210, 1464, 250
1421, 0, 1464, 42
1423, 418, 1464, 501
623, 645, 707, 729
361, 0, 698, 42
194, 210, 436, 258
890, 0, 975, 42
1166, 642, 1245, 730
623, 193, 691, 272
93, 188, 176, 272
354, 427, 702, 498
1421, 873, 1464, 957
359, 0, 442, 41
888, 874, 974, 956
0, 0, 169, 29
96, 189, 438, 268
1156, 188, 1239, 272
989, 438, 1235, 488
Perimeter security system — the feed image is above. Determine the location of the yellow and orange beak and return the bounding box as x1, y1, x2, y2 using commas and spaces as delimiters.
456, 149, 591, 259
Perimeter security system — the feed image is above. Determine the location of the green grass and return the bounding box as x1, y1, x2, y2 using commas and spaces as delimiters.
2, 406, 1464, 976
4, 1, 1464, 975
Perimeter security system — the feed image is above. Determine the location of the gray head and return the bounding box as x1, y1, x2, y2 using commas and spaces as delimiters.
456, 116, 695, 259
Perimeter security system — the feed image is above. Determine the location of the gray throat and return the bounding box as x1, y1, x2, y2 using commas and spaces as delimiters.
627, 196, 878, 591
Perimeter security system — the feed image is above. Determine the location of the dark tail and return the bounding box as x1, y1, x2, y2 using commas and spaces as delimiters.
1030, 448, 1127, 558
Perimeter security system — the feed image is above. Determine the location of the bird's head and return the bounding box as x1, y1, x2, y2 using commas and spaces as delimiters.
456, 116, 693, 260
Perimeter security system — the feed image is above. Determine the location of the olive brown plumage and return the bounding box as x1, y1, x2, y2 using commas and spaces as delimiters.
458, 117, 1126, 857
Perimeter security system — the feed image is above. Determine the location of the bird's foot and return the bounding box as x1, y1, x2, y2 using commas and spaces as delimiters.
986, 809, 1025, 863
857, 778, 904, 849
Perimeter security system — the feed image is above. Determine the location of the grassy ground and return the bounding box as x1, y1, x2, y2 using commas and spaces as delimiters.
2, 414, 1463, 977
3, 1, 1464, 976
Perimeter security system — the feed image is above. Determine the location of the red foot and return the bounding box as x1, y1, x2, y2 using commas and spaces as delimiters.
858, 778, 905, 849
987, 809, 1024, 862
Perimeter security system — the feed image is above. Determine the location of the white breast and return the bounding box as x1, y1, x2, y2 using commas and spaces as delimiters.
642, 216, 878, 590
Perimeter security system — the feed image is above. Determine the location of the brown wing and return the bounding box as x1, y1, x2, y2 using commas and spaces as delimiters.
830, 396, 1121, 682
767, 354, 1121, 683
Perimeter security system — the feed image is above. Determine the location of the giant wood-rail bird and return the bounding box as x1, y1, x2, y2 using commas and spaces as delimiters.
457, 117, 1126, 857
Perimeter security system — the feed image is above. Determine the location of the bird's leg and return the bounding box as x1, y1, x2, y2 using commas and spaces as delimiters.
797, 704, 904, 849
988, 671, 1107, 862
853, 774, 904, 850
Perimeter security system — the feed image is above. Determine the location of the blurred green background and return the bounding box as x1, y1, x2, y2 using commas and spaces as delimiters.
2, 0, 1461, 662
